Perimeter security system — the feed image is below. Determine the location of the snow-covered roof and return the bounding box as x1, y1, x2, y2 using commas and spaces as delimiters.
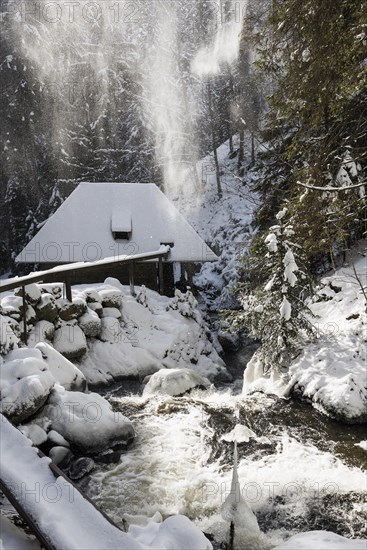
16, 183, 218, 264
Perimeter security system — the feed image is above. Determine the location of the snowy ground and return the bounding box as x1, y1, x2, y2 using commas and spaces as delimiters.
75, 279, 227, 385
288, 245, 367, 423
243, 244, 367, 424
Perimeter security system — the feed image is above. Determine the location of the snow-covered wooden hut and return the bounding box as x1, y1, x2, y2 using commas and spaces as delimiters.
16, 183, 218, 294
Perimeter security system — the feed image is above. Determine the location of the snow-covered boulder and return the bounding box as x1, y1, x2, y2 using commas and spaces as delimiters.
24, 304, 37, 326
57, 298, 87, 321
19, 423, 48, 446
14, 283, 41, 305
36, 293, 58, 322
355, 440, 367, 451
136, 285, 149, 308
39, 385, 135, 454
102, 307, 121, 319
27, 320, 55, 346
35, 342, 87, 391
53, 325, 87, 360
0, 349, 55, 423
0, 314, 19, 354
99, 286, 123, 308
99, 317, 122, 343
1, 295, 24, 321
39, 283, 63, 298
88, 302, 103, 317
78, 308, 102, 338
82, 288, 102, 303
143, 368, 211, 396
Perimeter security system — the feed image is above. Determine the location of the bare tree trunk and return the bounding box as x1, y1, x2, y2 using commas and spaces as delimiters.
238, 126, 245, 173
207, 80, 222, 198
227, 70, 235, 154
228, 126, 234, 154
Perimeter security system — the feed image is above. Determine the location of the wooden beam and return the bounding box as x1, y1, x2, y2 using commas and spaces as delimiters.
65, 277, 72, 302
0, 248, 170, 295
129, 262, 135, 296
0, 478, 55, 550
158, 257, 164, 295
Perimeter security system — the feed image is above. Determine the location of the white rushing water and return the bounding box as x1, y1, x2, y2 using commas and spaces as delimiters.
88, 389, 367, 549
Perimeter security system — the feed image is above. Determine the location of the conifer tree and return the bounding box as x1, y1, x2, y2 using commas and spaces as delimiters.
228, 208, 315, 375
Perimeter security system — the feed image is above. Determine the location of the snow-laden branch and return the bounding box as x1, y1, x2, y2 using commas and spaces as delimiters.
297, 180, 367, 191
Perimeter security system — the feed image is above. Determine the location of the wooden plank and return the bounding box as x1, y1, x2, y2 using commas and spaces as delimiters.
0, 452, 124, 550
44, 454, 122, 531
0, 478, 56, 550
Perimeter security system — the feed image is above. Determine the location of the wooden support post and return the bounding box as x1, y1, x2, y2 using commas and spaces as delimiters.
65, 277, 72, 302
129, 262, 135, 296
22, 286, 28, 345
158, 257, 164, 295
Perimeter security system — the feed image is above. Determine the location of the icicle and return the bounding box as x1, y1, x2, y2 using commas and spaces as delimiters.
221, 441, 260, 549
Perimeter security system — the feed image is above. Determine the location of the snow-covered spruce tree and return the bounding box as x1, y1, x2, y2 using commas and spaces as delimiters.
228, 208, 315, 376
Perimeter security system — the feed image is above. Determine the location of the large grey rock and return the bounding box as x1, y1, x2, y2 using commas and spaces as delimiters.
78, 308, 102, 338
218, 331, 240, 352
68, 457, 95, 480
36, 294, 58, 322
58, 298, 87, 321
99, 287, 122, 309
36, 320, 55, 341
